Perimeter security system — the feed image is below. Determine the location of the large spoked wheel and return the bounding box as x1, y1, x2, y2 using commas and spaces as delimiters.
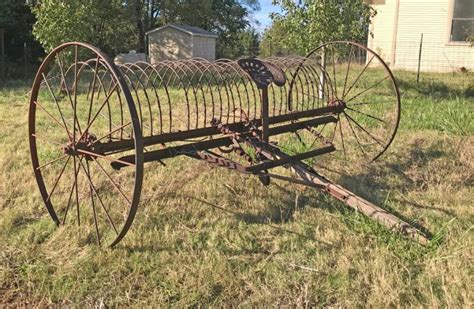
294, 41, 401, 164
29, 42, 143, 247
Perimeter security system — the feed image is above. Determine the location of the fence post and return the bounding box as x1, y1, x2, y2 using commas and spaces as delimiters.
0, 28, 5, 83
416, 33, 423, 83
319, 47, 326, 99
24, 42, 28, 79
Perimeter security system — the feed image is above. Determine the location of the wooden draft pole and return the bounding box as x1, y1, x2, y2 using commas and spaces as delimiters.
260, 146, 430, 245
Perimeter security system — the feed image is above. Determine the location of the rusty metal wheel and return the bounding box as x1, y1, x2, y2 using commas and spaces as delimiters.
29, 42, 143, 247
290, 41, 401, 163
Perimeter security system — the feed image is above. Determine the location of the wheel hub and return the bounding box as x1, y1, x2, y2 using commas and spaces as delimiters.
328, 99, 347, 109
62, 133, 97, 159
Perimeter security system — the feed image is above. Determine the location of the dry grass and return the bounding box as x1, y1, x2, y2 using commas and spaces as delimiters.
0, 71, 473, 307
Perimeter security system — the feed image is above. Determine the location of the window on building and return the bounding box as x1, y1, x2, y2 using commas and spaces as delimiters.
450, 0, 474, 42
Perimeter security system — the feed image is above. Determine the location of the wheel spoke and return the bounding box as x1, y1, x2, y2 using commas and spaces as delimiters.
92, 157, 132, 205
81, 160, 119, 235
42, 73, 72, 140
344, 112, 367, 157
31, 133, 64, 146
345, 76, 390, 103
343, 111, 385, 147
78, 83, 119, 143
62, 158, 82, 225
73, 155, 81, 226
343, 54, 375, 99
346, 106, 385, 123
45, 156, 71, 203
33, 101, 67, 131
331, 46, 337, 98
57, 54, 83, 137
36, 154, 68, 171
350, 99, 395, 107
338, 115, 346, 159
73, 45, 79, 145
80, 160, 101, 245
75, 148, 135, 167
330, 122, 337, 143
342, 45, 353, 97
92, 121, 132, 145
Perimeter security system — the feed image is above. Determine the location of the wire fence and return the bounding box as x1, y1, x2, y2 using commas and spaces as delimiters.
369, 38, 474, 75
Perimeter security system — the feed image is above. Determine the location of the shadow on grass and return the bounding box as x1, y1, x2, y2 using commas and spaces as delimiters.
330, 139, 467, 240
186, 195, 333, 248
0, 79, 33, 91
397, 77, 473, 100
123, 136, 469, 253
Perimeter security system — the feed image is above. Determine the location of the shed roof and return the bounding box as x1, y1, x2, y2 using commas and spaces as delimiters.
146, 24, 218, 38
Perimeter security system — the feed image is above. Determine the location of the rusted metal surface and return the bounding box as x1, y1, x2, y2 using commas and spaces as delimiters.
28, 41, 426, 247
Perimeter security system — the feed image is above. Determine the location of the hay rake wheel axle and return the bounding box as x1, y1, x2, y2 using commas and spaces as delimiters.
29, 41, 429, 247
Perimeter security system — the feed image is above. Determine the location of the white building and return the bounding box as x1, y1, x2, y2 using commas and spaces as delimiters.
368, 0, 474, 72
146, 24, 218, 63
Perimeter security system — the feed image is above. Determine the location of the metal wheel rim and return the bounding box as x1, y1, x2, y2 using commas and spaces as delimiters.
288, 41, 401, 163
28, 42, 144, 247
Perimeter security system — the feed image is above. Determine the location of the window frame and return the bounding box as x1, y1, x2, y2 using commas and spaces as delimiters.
446, 0, 474, 45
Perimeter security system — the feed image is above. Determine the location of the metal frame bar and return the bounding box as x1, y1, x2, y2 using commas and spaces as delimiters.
95, 105, 342, 155
111, 113, 338, 169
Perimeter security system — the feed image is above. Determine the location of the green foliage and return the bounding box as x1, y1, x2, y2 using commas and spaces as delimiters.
31, 0, 260, 58
260, 21, 291, 57
32, 0, 137, 55
271, 0, 375, 55
0, 0, 44, 78
217, 28, 260, 59
468, 34, 474, 46
152, 0, 260, 58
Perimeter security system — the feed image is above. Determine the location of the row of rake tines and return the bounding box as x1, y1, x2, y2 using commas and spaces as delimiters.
47, 57, 330, 142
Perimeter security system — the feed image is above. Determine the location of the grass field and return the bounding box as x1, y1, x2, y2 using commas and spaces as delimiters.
0, 70, 473, 307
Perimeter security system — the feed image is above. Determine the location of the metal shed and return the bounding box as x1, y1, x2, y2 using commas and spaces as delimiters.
146, 24, 218, 63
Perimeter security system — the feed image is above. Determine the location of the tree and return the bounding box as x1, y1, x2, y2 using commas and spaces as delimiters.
218, 28, 260, 59
0, 0, 44, 78
32, 0, 260, 58
259, 21, 291, 57
140, 0, 261, 58
32, 0, 137, 55
271, 0, 375, 55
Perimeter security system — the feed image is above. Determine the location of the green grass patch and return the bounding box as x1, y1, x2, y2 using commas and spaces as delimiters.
0, 71, 473, 306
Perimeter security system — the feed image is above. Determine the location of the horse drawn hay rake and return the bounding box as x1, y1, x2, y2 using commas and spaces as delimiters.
29, 41, 429, 247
